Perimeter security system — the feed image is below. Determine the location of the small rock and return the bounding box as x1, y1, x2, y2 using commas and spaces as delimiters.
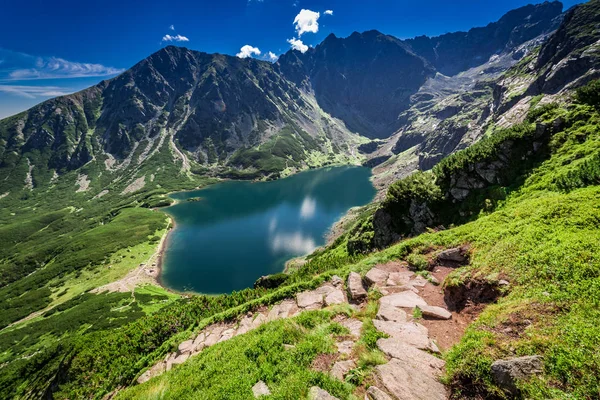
366, 386, 393, 400
283, 344, 295, 351
341, 319, 363, 337
252, 380, 271, 398
376, 305, 407, 323
437, 247, 467, 263
218, 328, 236, 343
365, 268, 389, 287
410, 275, 428, 288
137, 362, 166, 384
336, 340, 354, 355
308, 386, 339, 400
491, 355, 544, 396
379, 292, 427, 308
296, 291, 324, 309
331, 275, 343, 287
498, 279, 510, 286
178, 339, 194, 353
315, 284, 337, 296
417, 304, 452, 320
330, 360, 356, 380
325, 289, 347, 306
347, 272, 368, 301
429, 275, 440, 285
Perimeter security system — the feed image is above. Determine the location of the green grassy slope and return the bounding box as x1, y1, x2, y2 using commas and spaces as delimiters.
107, 82, 600, 400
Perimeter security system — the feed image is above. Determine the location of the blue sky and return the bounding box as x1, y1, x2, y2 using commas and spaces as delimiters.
0, 0, 585, 119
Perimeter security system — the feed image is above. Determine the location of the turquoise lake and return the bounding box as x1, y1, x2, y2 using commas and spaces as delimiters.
161, 166, 376, 294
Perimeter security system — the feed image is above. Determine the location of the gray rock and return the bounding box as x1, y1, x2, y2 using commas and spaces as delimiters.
325, 289, 347, 306
417, 304, 452, 320
218, 328, 236, 343
204, 326, 226, 347
376, 304, 408, 323
491, 355, 544, 395
315, 284, 337, 296
387, 271, 414, 286
331, 275, 343, 287
373, 321, 438, 353
437, 247, 467, 263
178, 339, 194, 353
365, 268, 389, 287
252, 380, 271, 398
377, 338, 445, 372
376, 358, 447, 400
366, 386, 393, 400
341, 318, 363, 337
137, 361, 166, 384
296, 291, 324, 309
336, 340, 354, 355
330, 360, 356, 380
347, 272, 368, 301
308, 386, 339, 400
379, 292, 427, 309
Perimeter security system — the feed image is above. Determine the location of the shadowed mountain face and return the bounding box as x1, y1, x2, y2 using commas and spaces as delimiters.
277, 1, 565, 139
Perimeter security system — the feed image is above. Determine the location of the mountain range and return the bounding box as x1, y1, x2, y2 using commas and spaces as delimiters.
1, 1, 588, 199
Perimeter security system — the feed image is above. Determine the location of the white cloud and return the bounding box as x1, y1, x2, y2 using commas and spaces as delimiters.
270, 231, 317, 255
162, 34, 189, 42
324, 10, 333, 15
300, 196, 316, 219
294, 9, 320, 36
287, 38, 309, 53
0, 85, 72, 99
267, 51, 278, 61
169, 24, 175, 30
237, 45, 261, 58
2, 51, 124, 81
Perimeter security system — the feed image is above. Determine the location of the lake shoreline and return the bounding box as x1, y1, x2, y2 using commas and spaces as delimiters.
155, 165, 375, 294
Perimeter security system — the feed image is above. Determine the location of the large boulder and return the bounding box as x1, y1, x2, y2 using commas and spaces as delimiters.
347, 272, 368, 301
365, 268, 390, 286
491, 355, 544, 396
296, 290, 324, 309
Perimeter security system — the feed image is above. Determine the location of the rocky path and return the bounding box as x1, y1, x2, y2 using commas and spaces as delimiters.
137, 254, 467, 400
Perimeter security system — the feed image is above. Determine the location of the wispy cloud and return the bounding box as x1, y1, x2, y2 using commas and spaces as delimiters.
0, 85, 72, 99
266, 51, 278, 61
162, 34, 190, 42
237, 45, 261, 58
324, 10, 333, 15
169, 24, 175, 30
287, 38, 309, 53
0, 49, 124, 81
294, 9, 320, 36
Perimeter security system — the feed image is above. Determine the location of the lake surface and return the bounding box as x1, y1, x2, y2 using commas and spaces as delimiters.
161, 166, 376, 294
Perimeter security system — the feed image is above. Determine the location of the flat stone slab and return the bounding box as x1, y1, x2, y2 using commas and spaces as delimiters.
330, 360, 356, 380
365, 268, 389, 286
218, 328, 236, 343
387, 271, 414, 286
137, 361, 166, 384
296, 290, 324, 309
204, 326, 227, 347
376, 304, 407, 323
373, 321, 438, 352
366, 386, 393, 400
252, 380, 271, 398
268, 300, 295, 321
178, 339, 194, 353
336, 340, 354, 355
315, 284, 337, 296
377, 338, 446, 373
325, 289, 346, 306
308, 386, 339, 400
417, 304, 452, 320
376, 358, 447, 400
341, 318, 363, 338
379, 291, 427, 309
347, 272, 368, 301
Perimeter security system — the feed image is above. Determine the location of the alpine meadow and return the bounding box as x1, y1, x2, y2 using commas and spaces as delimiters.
1, 1, 600, 399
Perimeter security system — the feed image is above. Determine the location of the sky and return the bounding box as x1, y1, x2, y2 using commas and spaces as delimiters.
0, 0, 586, 119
